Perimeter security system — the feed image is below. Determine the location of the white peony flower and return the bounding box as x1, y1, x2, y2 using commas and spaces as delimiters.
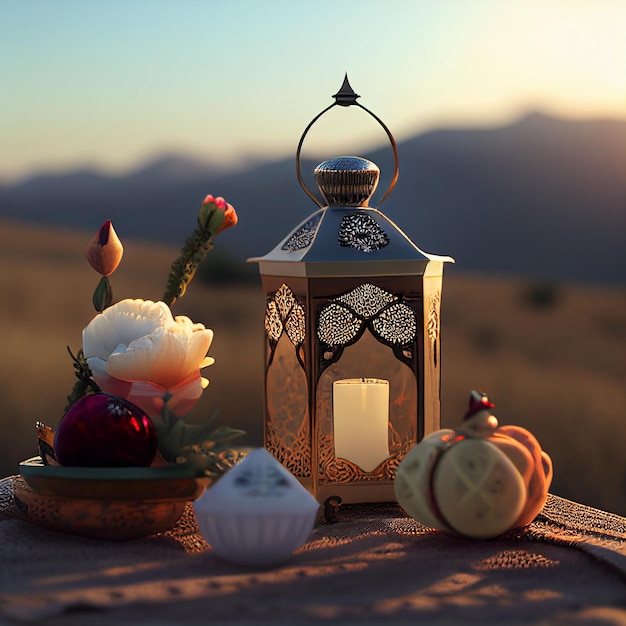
82, 299, 214, 416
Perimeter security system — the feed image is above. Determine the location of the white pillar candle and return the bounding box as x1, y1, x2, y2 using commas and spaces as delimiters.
332, 378, 390, 472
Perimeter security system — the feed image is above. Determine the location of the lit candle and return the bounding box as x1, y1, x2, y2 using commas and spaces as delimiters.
332, 378, 390, 472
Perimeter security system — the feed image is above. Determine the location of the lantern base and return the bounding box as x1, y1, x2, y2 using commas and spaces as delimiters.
312, 481, 397, 506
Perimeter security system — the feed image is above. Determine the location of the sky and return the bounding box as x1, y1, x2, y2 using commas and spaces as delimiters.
1, 0, 624, 183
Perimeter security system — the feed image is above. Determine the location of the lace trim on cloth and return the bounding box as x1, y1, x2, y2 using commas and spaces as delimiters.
0, 475, 20, 521
528, 493, 626, 575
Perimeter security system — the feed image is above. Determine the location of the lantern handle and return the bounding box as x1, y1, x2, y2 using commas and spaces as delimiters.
296, 75, 399, 209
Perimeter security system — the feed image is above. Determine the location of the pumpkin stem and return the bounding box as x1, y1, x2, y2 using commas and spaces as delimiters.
464, 390, 495, 421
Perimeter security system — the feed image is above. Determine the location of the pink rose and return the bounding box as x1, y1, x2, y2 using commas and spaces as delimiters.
82, 299, 214, 417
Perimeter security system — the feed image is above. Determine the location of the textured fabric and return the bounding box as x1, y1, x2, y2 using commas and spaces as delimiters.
0, 476, 624, 625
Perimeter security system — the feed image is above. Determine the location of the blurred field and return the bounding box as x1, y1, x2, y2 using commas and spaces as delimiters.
1, 219, 624, 515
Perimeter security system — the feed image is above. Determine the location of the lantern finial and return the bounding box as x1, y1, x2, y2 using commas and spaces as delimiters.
333, 74, 360, 106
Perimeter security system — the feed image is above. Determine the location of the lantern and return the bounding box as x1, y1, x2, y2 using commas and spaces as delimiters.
251, 76, 454, 505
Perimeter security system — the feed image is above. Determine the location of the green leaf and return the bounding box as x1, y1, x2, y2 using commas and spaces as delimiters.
155, 418, 187, 463
206, 425, 247, 447
92, 276, 112, 312
204, 208, 225, 236
197, 203, 215, 231
151, 383, 245, 471
181, 422, 216, 448
65, 347, 100, 411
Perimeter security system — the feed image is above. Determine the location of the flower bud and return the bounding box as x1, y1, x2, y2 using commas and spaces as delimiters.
203, 194, 227, 210
198, 195, 238, 236
215, 203, 238, 235
86, 220, 124, 276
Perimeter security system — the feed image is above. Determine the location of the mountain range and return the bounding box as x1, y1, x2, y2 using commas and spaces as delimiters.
1, 112, 624, 286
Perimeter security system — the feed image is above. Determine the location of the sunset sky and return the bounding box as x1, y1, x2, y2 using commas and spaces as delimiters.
1, 0, 624, 182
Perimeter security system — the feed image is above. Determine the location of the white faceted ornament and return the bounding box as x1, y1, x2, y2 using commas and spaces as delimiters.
193, 448, 319, 566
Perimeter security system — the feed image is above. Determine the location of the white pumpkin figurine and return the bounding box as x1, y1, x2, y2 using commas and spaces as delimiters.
395, 391, 553, 539
193, 448, 319, 566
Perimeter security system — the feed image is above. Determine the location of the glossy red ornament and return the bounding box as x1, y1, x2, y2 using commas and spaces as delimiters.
54, 393, 158, 467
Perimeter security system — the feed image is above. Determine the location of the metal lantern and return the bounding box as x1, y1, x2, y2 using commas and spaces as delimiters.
251, 76, 454, 506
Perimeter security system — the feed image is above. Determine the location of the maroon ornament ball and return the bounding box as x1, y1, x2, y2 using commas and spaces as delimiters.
54, 393, 158, 467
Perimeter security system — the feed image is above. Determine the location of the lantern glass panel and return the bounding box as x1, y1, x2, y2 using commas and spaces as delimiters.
265, 285, 311, 482
316, 330, 417, 484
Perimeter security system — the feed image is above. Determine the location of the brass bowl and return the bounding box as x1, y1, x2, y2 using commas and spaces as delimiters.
16, 457, 211, 540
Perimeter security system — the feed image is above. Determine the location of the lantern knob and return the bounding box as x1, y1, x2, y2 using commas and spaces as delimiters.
314, 156, 380, 207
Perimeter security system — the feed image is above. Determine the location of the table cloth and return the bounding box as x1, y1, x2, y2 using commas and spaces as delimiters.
1, 475, 624, 625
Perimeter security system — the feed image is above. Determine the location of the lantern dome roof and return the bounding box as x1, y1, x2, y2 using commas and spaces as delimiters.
250, 156, 454, 278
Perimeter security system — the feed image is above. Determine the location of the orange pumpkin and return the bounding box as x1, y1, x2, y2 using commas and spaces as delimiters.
395, 391, 553, 539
